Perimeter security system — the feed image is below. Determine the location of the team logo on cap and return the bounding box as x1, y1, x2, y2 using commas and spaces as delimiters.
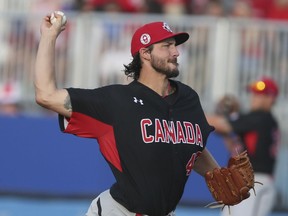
163, 22, 173, 33
140, 33, 151, 45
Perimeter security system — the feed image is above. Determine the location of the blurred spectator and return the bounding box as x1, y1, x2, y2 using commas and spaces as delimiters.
141, 0, 163, 13
204, 0, 225, 17
160, 0, 187, 14
189, 0, 210, 15
230, 0, 253, 18
99, 1, 123, 13
208, 76, 280, 216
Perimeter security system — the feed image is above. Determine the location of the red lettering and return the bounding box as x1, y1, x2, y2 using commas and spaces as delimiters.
141, 119, 204, 146
186, 151, 202, 175
163, 120, 176, 144
184, 121, 195, 144
141, 119, 153, 143
195, 124, 203, 147
176, 121, 186, 143
155, 119, 165, 142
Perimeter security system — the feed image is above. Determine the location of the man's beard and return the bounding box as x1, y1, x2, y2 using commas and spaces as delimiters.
150, 54, 179, 78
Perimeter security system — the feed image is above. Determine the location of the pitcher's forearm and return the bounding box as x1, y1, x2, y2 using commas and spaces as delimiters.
193, 149, 220, 176
34, 35, 58, 103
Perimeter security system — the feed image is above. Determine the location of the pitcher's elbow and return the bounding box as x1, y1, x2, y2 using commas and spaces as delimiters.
35, 93, 50, 108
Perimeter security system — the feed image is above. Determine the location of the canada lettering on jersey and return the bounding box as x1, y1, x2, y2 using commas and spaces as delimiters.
140, 118, 203, 147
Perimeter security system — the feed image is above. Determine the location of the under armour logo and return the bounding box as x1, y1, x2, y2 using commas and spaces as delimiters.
133, 97, 144, 105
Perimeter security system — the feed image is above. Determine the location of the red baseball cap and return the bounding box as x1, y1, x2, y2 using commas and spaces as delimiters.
131, 22, 189, 57
248, 77, 279, 97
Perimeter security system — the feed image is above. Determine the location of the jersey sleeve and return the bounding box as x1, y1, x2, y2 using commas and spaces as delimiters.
58, 87, 115, 139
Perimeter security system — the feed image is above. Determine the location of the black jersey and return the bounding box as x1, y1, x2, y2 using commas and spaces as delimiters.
59, 80, 214, 216
230, 110, 280, 175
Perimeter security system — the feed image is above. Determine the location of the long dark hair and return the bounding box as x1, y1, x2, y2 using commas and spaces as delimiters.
123, 45, 153, 80
123, 53, 142, 80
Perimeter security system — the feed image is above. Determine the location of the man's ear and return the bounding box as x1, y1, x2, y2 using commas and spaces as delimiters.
139, 48, 151, 61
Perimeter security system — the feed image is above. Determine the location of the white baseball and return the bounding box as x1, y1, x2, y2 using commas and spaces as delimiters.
50, 11, 67, 26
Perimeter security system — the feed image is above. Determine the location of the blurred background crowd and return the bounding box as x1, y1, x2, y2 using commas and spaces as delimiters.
14, 0, 288, 19
75, 0, 288, 19
1, 0, 288, 116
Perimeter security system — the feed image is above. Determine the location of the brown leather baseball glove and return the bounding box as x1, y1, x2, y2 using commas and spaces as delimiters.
205, 151, 256, 208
